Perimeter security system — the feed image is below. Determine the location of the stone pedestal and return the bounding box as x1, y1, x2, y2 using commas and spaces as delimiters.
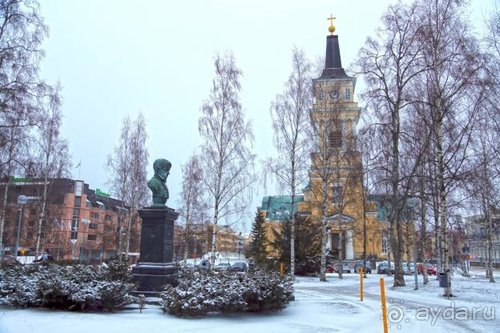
132, 207, 179, 296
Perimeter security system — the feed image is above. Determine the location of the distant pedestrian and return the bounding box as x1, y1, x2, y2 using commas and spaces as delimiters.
34, 249, 54, 262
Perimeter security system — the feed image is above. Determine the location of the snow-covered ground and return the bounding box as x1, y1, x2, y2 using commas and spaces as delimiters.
1, 267, 498, 333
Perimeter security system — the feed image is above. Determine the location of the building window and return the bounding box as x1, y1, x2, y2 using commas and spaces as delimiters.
318, 90, 325, 101
70, 219, 79, 241
87, 234, 97, 241
329, 130, 342, 149
105, 215, 112, 222
344, 88, 351, 101
91, 212, 99, 219
71, 218, 79, 231
332, 185, 343, 204
89, 223, 98, 230
382, 234, 389, 253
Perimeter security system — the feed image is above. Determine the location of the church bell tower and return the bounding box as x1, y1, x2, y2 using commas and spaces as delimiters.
299, 16, 365, 260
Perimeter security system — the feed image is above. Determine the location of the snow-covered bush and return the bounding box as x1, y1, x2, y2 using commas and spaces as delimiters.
296, 255, 321, 276
104, 254, 132, 282
0, 262, 135, 311
160, 268, 294, 316
0, 265, 42, 307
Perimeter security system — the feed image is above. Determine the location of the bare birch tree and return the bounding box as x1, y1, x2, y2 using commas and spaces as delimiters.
356, 1, 431, 287
179, 153, 206, 262
416, 0, 487, 296
465, 129, 498, 283
32, 84, 71, 257
198, 53, 255, 264
107, 112, 149, 260
0, 0, 50, 262
267, 47, 313, 279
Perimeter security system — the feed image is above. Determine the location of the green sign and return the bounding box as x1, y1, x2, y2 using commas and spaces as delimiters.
10, 177, 33, 183
95, 188, 110, 197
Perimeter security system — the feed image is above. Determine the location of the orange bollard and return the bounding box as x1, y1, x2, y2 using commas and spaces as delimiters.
380, 278, 389, 333
279, 262, 284, 276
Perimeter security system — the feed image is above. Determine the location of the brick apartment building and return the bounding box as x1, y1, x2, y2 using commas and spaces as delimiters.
0, 177, 141, 262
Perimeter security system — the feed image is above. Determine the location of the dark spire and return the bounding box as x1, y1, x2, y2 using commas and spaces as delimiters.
320, 35, 349, 79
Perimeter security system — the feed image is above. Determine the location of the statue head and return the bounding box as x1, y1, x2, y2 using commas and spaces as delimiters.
153, 159, 171, 181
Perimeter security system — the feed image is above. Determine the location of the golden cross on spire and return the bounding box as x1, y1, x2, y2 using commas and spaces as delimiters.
327, 14, 336, 35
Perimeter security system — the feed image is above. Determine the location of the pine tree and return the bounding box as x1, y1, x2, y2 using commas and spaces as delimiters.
249, 209, 268, 268
270, 215, 321, 276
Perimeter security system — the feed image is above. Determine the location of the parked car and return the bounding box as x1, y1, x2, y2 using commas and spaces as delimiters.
417, 263, 437, 275
377, 262, 395, 274
353, 260, 372, 274
228, 261, 247, 272
33, 250, 54, 263
336, 261, 352, 273
215, 262, 231, 271
199, 259, 211, 270
328, 261, 358, 274
402, 262, 415, 275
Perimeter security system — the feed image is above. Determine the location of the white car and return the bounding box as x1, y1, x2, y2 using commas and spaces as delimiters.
215, 262, 231, 271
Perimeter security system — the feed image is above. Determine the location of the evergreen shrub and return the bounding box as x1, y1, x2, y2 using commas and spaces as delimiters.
0, 257, 135, 311
160, 268, 294, 316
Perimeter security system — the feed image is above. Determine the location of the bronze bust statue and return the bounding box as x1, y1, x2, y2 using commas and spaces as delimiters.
148, 158, 171, 207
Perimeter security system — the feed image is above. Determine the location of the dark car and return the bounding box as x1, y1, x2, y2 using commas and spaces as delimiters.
215, 262, 231, 271
228, 261, 247, 272
377, 262, 394, 274
354, 260, 372, 274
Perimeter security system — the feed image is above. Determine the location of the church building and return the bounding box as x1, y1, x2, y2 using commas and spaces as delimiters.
262, 19, 390, 261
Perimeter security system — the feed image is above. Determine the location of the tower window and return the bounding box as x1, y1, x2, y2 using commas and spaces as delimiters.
318, 90, 325, 101
332, 185, 343, 204
344, 88, 351, 101
329, 130, 342, 149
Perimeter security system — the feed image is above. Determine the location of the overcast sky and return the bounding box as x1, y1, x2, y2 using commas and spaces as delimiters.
38, 0, 497, 231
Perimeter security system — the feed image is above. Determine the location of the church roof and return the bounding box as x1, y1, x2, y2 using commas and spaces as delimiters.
260, 195, 304, 221
319, 35, 350, 80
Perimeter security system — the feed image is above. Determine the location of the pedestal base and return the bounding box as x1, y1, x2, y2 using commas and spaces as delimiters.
131, 206, 180, 296
132, 262, 178, 296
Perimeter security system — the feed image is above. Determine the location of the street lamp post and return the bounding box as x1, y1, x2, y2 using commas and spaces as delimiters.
70, 239, 77, 260
13, 195, 29, 260
80, 218, 90, 263
238, 232, 242, 259
13, 195, 40, 261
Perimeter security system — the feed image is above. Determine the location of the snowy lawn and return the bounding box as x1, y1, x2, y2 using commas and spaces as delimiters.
1, 268, 498, 333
